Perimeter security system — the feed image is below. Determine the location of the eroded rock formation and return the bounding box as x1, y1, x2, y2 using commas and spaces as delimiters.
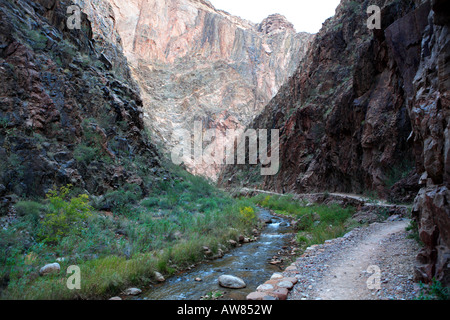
0, 0, 163, 212
221, 0, 425, 199
89, 0, 313, 180
410, 0, 449, 287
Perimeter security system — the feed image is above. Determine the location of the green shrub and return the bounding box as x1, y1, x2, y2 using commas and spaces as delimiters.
100, 184, 143, 212
417, 279, 450, 300
14, 201, 44, 227
15, 201, 44, 217
239, 206, 256, 224
73, 144, 101, 164
140, 197, 160, 208
38, 185, 93, 244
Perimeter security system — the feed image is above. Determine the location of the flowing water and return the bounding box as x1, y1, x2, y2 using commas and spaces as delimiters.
140, 209, 293, 300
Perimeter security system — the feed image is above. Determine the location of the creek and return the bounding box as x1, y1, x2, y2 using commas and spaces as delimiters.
140, 208, 293, 300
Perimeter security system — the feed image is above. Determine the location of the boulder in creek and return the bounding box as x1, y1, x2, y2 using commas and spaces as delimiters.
123, 288, 142, 296
218, 275, 246, 289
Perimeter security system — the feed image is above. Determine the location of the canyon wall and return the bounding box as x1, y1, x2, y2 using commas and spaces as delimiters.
410, 0, 450, 287
0, 0, 164, 212
99, 0, 313, 180
221, 0, 425, 201
221, 0, 450, 287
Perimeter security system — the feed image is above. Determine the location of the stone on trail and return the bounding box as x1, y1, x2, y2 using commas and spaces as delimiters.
257, 283, 274, 292
277, 280, 294, 290
271, 273, 284, 280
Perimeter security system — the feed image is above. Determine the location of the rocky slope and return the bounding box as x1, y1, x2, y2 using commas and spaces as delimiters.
410, 0, 449, 288
93, 0, 313, 180
0, 0, 164, 213
221, 0, 423, 201
221, 0, 449, 287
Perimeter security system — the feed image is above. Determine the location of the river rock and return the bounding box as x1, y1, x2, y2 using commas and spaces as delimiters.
39, 263, 60, 276
270, 273, 284, 280
218, 275, 246, 289
123, 288, 142, 296
154, 272, 165, 282
257, 284, 274, 292
271, 288, 289, 300
247, 292, 273, 301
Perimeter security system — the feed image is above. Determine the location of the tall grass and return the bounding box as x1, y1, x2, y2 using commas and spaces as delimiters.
252, 194, 357, 249
0, 171, 258, 300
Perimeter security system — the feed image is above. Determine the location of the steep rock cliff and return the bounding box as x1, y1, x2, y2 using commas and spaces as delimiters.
221, 0, 425, 203
100, 0, 313, 180
0, 0, 163, 213
410, 0, 450, 287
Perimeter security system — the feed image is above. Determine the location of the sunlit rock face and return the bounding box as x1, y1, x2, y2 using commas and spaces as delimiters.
81, 0, 312, 180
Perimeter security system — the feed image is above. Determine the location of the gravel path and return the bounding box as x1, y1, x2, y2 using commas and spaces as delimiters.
285, 219, 421, 300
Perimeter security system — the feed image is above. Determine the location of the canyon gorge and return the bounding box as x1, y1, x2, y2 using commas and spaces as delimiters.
91, 0, 313, 179
0, 0, 448, 298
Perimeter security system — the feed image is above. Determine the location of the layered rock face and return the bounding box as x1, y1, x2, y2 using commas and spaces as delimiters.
221, 0, 449, 287
410, 0, 450, 287
99, 0, 313, 180
221, 0, 425, 200
0, 0, 163, 212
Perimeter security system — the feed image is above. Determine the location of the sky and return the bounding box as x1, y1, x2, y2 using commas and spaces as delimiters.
208, 0, 341, 34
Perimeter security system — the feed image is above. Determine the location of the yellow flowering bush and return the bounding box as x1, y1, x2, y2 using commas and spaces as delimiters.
39, 185, 92, 244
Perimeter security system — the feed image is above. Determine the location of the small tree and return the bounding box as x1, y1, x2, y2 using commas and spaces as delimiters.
39, 185, 92, 244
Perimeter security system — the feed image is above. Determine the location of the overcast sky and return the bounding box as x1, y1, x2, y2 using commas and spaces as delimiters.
208, 0, 341, 34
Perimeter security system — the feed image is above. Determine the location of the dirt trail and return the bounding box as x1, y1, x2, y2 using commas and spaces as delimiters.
286, 219, 420, 300
239, 188, 407, 209
314, 220, 409, 300
240, 187, 419, 300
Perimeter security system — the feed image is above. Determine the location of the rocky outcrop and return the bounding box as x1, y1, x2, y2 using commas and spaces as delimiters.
94, 0, 313, 180
410, 0, 450, 287
0, 0, 164, 213
258, 14, 295, 35
220, 0, 425, 202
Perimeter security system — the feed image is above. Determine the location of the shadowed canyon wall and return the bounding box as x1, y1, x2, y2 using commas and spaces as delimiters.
0, 0, 164, 210
220, 0, 449, 287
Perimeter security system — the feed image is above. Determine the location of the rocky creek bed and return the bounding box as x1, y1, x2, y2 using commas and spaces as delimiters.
123, 208, 296, 300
